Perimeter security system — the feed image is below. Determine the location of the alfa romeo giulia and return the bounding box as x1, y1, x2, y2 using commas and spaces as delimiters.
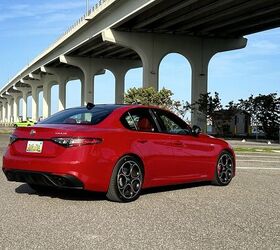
2, 104, 235, 202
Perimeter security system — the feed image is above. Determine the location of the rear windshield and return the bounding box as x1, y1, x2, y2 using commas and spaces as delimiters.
38, 107, 113, 125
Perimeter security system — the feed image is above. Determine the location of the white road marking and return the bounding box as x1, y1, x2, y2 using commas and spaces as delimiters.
236, 151, 280, 154
237, 155, 280, 159
237, 167, 280, 170
237, 160, 280, 163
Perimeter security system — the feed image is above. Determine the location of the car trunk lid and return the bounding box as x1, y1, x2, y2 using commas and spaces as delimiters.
10, 124, 99, 157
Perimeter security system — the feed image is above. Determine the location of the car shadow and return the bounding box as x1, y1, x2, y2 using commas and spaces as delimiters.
142, 181, 212, 196
15, 184, 106, 201
15, 181, 212, 202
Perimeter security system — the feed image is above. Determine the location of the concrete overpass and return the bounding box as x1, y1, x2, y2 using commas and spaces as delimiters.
1, 0, 279, 129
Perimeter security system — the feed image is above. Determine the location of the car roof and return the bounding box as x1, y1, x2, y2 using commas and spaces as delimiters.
65, 104, 161, 112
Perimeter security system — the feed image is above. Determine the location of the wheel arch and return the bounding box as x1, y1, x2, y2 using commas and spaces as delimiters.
222, 147, 236, 165
217, 147, 235, 163
106, 152, 146, 191
115, 153, 145, 175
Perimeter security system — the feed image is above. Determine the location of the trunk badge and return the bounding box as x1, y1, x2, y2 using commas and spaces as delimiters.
30, 129, 36, 136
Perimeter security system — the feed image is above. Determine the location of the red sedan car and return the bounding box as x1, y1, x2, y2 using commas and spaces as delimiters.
3, 104, 235, 202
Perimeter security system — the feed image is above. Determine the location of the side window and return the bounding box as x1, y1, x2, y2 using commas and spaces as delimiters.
155, 110, 191, 135
121, 109, 158, 132
160, 115, 182, 132
124, 114, 136, 130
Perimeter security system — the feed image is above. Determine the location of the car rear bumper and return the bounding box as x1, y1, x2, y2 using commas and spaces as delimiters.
3, 169, 84, 189
2, 146, 115, 192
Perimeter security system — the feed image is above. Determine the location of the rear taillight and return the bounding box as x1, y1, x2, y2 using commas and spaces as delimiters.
51, 137, 102, 147
9, 135, 18, 145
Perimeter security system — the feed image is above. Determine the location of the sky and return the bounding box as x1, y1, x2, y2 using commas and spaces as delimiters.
0, 0, 279, 117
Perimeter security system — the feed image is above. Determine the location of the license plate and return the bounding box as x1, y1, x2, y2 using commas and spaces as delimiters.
26, 141, 43, 153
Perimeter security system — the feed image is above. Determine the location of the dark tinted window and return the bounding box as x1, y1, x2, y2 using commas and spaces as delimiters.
154, 109, 191, 135
121, 108, 158, 132
39, 107, 113, 125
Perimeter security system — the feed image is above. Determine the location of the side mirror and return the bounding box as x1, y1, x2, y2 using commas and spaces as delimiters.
192, 125, 201, 136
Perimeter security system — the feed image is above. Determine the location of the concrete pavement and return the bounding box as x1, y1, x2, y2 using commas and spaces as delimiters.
0, 136, 279, 249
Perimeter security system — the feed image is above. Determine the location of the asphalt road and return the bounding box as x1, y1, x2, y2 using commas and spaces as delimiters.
0, 135, 279, 250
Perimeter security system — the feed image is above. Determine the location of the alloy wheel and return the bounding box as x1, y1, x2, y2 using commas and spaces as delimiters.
117, 160, 143, 200
217, 153, 233, 185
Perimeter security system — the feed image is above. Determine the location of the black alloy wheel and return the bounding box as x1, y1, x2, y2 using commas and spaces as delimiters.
212, 151, 234, 186
106, 156, 144, 202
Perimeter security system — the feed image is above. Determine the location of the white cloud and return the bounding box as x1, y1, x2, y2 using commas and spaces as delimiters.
0, 1, 89, 38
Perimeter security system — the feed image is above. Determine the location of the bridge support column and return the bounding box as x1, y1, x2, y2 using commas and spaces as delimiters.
82, 72, 94, 105
187, 38, 247, 130
142, 61, 159, 90
59, 56, 104, 105
59, 83, 66, 111
22, 91, 28, 121
188, 50, 210, 131
0, 104, 2, 123
14, 86, 32, 121
2, 101, 7, 123
13, 96, 19, 123
111, 65, 140, 104
36, 87, 43, 119
114, 70, 126, 104
38, 70, 61, 118
31, 86, 39, 121
60, 55, 141, 105
42, 82, 51, 119
103, 29, 247, 130
6, 97, 13, 123
9, 93, 21, 123
102, 29, 161, 90
2, 94, 14, 123
41, 66, 83, 110
20, 79, 42, 121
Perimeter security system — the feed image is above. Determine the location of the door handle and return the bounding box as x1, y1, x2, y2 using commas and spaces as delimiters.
137, 139, 148, 144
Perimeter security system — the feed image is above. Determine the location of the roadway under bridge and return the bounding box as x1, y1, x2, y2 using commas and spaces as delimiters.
0, 0, 279, 129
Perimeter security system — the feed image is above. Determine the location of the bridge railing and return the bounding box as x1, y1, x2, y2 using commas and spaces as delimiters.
0, 0, 116, 94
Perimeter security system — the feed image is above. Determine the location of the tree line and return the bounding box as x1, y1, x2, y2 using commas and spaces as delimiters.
124, 87, 280, 139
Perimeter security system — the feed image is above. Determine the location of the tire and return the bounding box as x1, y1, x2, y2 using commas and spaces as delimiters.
14, 124, 18, 128
28, 184, 52, 193
212, 151, 234, 186
106, 155, 144, 202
